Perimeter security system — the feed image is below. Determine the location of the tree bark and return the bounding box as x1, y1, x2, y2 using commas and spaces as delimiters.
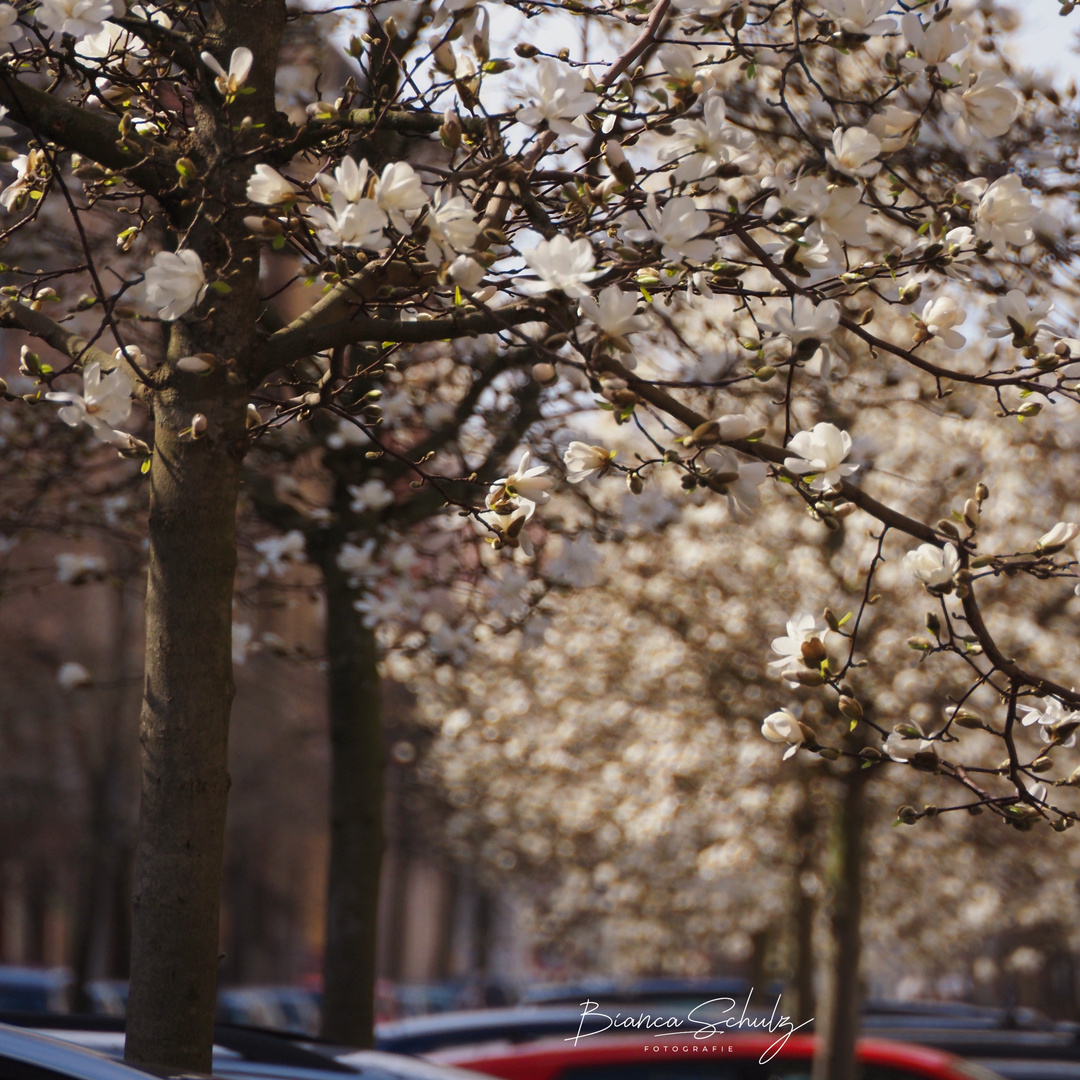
790, 776, 816, 1025
124, 380, 248, 1073
811, 758, 868, 1080
315, 504, 385, 1047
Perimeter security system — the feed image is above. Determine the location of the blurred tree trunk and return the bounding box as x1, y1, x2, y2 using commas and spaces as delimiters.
313, 489, 384, 1047
71, 566, 137, 1012
125, 379, 249, 1072
790, 774, 816, 1023
811, 756, 868, 1080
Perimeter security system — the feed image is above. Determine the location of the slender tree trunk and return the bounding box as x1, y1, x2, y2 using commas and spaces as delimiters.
124, 383, 248, 1072
790, 777, 816, 1025
811, 759, 868, 1080
315, 509, 385, 1047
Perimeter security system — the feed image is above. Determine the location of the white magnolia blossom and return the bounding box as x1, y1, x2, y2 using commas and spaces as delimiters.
578, 285, 650, 342
57, 661, 93, 692
917, 296, 967, 350
901, 9, 968, 67
702, 447, 768, 521
1036, 522, 1080, 552
45, 361, 133, 447
246, 165, 296, 206
0, 4, 23, 45
515, 235, 602, 298
825, 126, 881, 179
867, 105, 920, 153
623, 194, 714, 263
348, 480, 394, 514
563, 442, 613, 484
337, 539, 379, 583
517, 59, 599, 137
0, 149, 44, 212
488, 449, 553, 515
56, 552, 107, 584
307, 196, 387, 250
883, 721, 936, 763
36, 0, 117, 38
144, 249, 207, 320
986, 291, 1053, 345
477, 505, 534, 558
769, 612, 830, 675
783, 422, 858, 492
815, 0, 894, 35
761, 708, 804, 760
942, 62, 1022, 143
372, 161, 426, 233
657, 44, 699, 85
254, 530, 306, 578
546, 533, 603, 588
1018, 697, 1080, 729
424, 188, 480, 264
449, 254, 485, 292
766, 296, 841, 352
903, 543, 960, 590
967, 175, 1037, 250
317, 156, 371, 203
657, 94, 760, 186
201, 46, 253, 97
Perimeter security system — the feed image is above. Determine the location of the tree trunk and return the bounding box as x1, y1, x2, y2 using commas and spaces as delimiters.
790, 776, 816, 1024
811, 759, 868, 1080
124, 383, 248, 1073
316, 510, 385, 1047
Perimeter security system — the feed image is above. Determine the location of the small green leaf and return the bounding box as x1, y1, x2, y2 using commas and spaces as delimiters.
208, 280, 232, 294
140, 458, 152, 474
837, 611, 853, 627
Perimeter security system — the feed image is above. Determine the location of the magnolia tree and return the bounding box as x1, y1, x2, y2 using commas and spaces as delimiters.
3, 0, 1080, 1069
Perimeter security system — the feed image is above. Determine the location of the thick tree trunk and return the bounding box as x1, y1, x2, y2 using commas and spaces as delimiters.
124, 384, 248, 1072
317, 513, 385, 1047
811, 759, 868, 1080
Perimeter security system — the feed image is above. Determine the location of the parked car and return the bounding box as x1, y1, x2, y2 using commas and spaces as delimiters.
0, 1013, 500, 1080
0, 1021, 205, 1079
433, 1033, 1007, 1080
0, 966, 71, 1013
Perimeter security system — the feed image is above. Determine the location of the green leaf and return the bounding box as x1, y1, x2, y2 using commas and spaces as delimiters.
208, 280, 232, 294
140, 458, 152, 474
638, 285, 653, 303
837, 611, 853, 627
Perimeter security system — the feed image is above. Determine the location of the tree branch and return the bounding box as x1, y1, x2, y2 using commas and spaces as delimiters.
0, 64, 176, 197
260, 300, 552, 374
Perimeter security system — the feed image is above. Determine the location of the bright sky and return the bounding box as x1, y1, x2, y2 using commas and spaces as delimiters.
1014, 4, 1080, 82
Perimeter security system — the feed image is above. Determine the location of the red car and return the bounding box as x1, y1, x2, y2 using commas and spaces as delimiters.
433, 1034, 1008, 1080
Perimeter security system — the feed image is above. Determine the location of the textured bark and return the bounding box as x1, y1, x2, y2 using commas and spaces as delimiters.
316, 504, 385, 1047
811, 761, 868, 1080
124, 378, 249, 1072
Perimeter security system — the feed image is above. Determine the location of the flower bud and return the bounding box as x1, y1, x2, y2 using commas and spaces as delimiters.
907, 636, 932, 651
626, 473, 643, 495
176, 354, 216, 374
926, 611, 941, 636
963, 499, 979, 529
817, 746, 841, 760
975, 482, 989, 502
531, 362, 558, 386
604, 139, 636, 187
910, 749, 940, 772
858, 746, 883, 763
896, 805, 920, 825
1018, 402, 1042, 418
190, 413, 207, 439
782, 668, 825, 687
514, 42, 539, 57
936, 519, 960, 539
949, 708, 983, 729
801, 637, 828, 665
1031, 756, 1054, 773
838, 695, 862, 721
